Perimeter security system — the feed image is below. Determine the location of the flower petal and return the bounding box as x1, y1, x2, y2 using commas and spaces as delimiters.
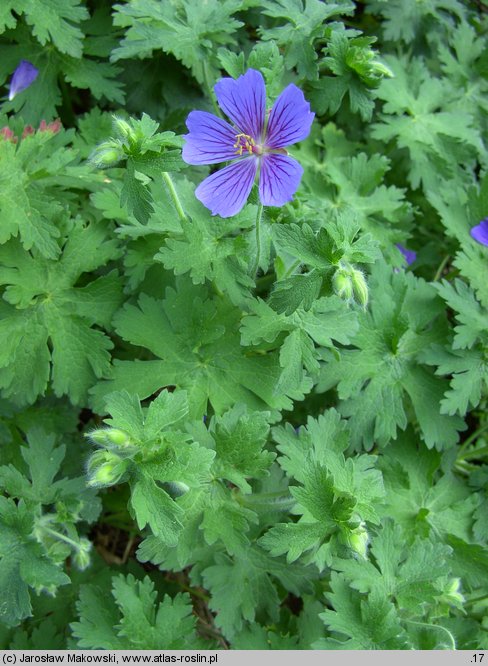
9, 60, 39, 101
471, 219, 488, 247
396, 244, 417, 265
182, 110, 239, 165
195, 158, 258, 217
214, 69, 266, 140
259, 154, 303, 207
265, 84, 314, 148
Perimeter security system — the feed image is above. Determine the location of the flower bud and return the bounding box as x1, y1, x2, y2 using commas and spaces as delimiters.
112, 116, 135, 142
440, 578, 465, 608
351, 268, 369, 308
333, 269, 354, 301
370, 60, 394, 78
88, 427, 132, 449
86, 450, 128, 487
161, 480, 190, 498
0, 127, 17, 143
345, 523, 369, 559
73, 538, 92, 571
89, 140, 123, 168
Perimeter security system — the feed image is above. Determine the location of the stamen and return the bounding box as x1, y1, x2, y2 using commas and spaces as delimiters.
233, 133, 256, 156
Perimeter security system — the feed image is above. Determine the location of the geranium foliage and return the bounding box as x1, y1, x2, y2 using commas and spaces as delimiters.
0, 0, 487, 652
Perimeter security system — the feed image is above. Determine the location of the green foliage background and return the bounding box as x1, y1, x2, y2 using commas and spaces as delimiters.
0, 0, 487, 650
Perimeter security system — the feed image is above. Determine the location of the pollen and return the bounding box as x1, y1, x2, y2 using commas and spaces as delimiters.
233, 133, 255, 156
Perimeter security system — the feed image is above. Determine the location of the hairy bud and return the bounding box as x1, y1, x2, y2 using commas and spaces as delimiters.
89, 140, 123, 168
89, 427, 132, 449
333, 269, 354, 302
351, 268, 369, 308
439, 578, 465, 608
112, 116, 135, 142
86, 450, 128, 488
370, 60, 394, 78
345, 522, 369, 559
72, 538, 92, 571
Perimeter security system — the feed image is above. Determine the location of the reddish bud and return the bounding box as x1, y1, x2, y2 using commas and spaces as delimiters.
22, 125, 35, 139
39, 118, 62, 133
0, 127, 17, 143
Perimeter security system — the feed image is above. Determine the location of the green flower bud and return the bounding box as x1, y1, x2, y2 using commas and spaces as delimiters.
370, 60, 394, 78
345, 523, 369, 559
107, 428, 131, 446
73, 538, 92, 571
440, 578, 465, 607
89, 140, 123, 168
351, 268, 369, 308
87, 450, 128, 488
88, 427, 132, 449
112, 116, 135, 142
161, 480, 190, 498
333, 269, 354, 301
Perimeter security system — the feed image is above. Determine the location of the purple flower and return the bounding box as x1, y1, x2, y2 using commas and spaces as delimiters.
182, 69, 314, 218
8, 60, 39, 101
470, 219, 488, 247
396, 244, 417, 265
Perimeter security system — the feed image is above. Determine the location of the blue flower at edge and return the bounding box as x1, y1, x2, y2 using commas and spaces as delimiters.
9, 60, 39, 101
471, 218, 488, 246
396, 243, 417, 266
182, 69, 315, 218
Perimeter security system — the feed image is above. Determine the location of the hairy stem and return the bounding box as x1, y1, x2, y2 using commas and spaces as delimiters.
457, 422, 488, 459
404, 620, 456, 650
162, 172, 187, 223
237, 490, 295, 513
202, 61, 222, 117
433, 255, 450, 281
458, 445, 488, 461
283, 258, 302, 279
251, 203, 264, 278
44, 527, 82, 551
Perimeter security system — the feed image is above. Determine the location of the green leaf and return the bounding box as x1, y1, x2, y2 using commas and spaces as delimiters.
112, 0, 244, 85
102, 389, 189, 443
200, 546, 312, 640
310, 31, 387, 120
317, 573, 408, 649
0, 224, 122, 406
366, 0, 466, 44
209, 404, 274, 493
121, 160, 154, 224
333, 521, 452, 611
72, 574, 202, 649
274, 411, 385, 523
317, 261, 465, 449
130, 474, 184, 546
91, 279, 294, 419
259, 0, 355, 79
372, 56, 482, 190
0, 498, 70, 627
379, 432, 479, 544
0, 39, 124, 123
155, 179, 256, 305
0, 0, 89, 57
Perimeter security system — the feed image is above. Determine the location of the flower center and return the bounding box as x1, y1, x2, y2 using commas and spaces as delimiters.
233, 133, 256, 156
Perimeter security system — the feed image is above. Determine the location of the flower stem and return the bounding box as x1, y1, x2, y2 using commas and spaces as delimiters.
162, 172, 187, 223
44, 527, 81, 551
202, 61, 222, 118
251, 203, 264, 278
283, 258, 302, 279
404, 620, 456, 650
237, 490, 295, 513
433, 255, 450, 281
457, 422, 488, 459
458, 445, 488, 461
